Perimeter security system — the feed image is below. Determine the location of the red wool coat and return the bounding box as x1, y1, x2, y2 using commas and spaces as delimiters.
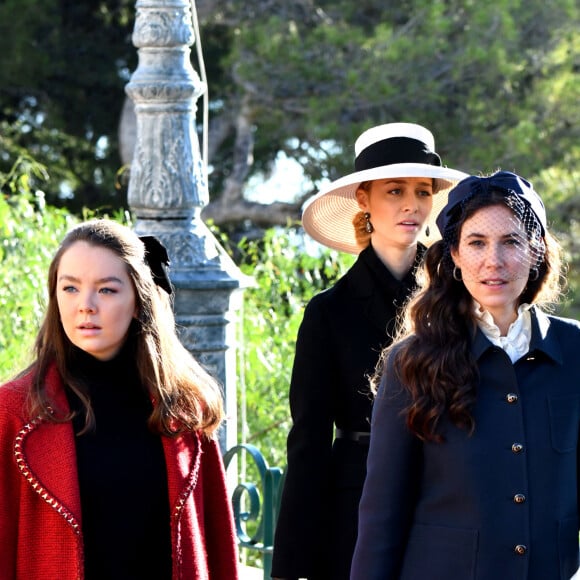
0, 364, 239, 580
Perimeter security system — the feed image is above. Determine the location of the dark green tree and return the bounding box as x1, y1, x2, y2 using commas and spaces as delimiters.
0, 0, 136, 212
0, 0, 578, 243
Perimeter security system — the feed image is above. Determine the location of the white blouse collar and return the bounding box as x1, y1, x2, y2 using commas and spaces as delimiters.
473, 302, 532, 363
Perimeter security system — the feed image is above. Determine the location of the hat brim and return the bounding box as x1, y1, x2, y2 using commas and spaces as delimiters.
301, 163, 469, 254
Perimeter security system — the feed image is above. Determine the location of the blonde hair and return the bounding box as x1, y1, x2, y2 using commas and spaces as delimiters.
353, 181, 373, 249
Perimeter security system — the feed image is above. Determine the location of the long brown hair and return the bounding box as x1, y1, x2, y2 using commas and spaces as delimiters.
26, 219, 224, 437
373, 189, 563, 442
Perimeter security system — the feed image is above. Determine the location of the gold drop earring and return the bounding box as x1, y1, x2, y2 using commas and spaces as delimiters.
364, 212, 374, 234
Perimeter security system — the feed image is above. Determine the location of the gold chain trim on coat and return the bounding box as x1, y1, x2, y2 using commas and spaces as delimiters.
13, 414, 82, 535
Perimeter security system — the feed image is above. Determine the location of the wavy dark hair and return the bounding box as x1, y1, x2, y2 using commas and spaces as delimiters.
372, 188, 563, 442
23, 219, 224, 437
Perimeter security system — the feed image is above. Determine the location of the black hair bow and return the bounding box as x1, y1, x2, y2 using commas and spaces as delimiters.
139, 235, 173, 295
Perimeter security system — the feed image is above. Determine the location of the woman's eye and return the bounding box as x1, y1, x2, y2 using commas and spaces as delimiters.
418, 190, 432, 197
62, 286, 78, 293
387, 188, 402, 195
99, 287, 117, 294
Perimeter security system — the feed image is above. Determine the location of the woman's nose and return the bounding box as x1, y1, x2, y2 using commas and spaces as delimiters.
402, 193, 418, 212
485, 244, 504, 266
79, 294, 96, 313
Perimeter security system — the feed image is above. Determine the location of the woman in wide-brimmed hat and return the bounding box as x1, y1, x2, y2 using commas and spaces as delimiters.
272, 123, 467, 580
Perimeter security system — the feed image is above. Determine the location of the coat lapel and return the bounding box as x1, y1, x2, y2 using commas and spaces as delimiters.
19, 365, 82, 526
162, 430, 201, 515
347, 245, 422, 336
345, 252, 390, 335
528, 307, 562, 364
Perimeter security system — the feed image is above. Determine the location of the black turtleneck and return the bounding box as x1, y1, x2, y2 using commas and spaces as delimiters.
360, 243, 426, 337
363, 242, 425, 301
67, 342, 172, 580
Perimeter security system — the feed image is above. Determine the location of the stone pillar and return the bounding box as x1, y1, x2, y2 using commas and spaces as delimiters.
125, 0, 243, 452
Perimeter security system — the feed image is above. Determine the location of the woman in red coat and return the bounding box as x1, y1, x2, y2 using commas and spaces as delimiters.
0, 219, 239, 580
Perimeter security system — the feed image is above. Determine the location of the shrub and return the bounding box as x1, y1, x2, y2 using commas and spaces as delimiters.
0, 157, 74, 380
232, 227, 354, 466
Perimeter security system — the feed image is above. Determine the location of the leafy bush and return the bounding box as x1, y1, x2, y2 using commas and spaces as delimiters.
0, 156, 75, 380
0, 156, 130, 381
231, 228, 355, 466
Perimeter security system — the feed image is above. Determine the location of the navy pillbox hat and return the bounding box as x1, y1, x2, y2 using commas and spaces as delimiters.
436, 171, 547, 236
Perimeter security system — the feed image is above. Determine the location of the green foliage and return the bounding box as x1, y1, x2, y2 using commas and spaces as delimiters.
232, 228, 355, 465
0, 156, 75, 380
3, 0, 578, 228
220, 0, 580, 193
0, 157, 132, 381
534, 157, 580, 319
0, 0, 135, 214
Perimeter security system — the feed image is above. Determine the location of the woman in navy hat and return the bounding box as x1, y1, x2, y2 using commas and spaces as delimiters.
351, 171, 580, 580
271, 123, 467, 579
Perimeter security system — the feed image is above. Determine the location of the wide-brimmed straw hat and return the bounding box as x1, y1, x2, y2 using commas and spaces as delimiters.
301, 122, 468, 254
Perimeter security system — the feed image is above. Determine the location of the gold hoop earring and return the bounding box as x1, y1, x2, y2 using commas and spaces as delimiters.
453, 266, 462, 281
364, 212, 374, 234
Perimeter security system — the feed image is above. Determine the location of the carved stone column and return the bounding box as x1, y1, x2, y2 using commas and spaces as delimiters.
125, 0, 244, 452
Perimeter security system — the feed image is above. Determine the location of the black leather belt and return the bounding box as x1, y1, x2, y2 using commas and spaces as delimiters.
335, 428, 371, 445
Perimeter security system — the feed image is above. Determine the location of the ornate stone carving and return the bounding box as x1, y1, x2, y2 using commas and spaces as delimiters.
126, 0, 245, 451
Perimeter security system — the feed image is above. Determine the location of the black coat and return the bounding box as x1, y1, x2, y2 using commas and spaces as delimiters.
351, 307, 580, 580
271, 244, 424, 579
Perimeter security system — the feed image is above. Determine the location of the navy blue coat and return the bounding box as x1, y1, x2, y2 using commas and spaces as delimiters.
272, 245, 425, 580
351, 307, 580, 580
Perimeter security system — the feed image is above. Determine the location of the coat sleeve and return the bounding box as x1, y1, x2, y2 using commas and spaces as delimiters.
350, 354, 422, 580
271, 298, 336, 577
